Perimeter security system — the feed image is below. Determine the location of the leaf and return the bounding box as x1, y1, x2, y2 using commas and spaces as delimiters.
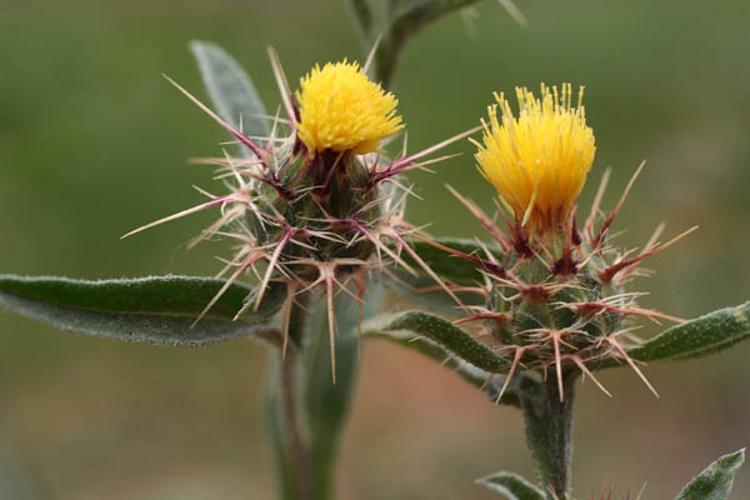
627, 302, 750, 363
0, 275, 286, 346
302, 282, 384, 498
383, 271, 482, 317
347, 0, 373, 39
476, 471, 546, 500
406, 237, 498, 285
365, 310, 510, 373
366, 327, 528, 407
189, 40, 269, 151
384, 237, 497, 315
676, 449, 745, 500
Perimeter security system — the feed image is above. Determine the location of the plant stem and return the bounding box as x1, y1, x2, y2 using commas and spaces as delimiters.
268, 293, 318, 500
280, 350, 312, 500
520, 372, 577, 499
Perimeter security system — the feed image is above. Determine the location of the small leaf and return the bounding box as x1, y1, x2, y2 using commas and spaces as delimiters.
477, 471, 546, 500
366, 310, 510, 373
0, 275, 286, 346
189, 41, 269, 150
367, 327, 528, 407
676, 449, 745, 500
628, 302, 750, 362
383, 271, 483, 317
406, 237, 499, 285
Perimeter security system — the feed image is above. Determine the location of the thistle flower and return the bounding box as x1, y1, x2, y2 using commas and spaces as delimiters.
124, 51, 472, 382
428, 84, 698, 402
296, 60, 403, 155
474, 83, 595, 234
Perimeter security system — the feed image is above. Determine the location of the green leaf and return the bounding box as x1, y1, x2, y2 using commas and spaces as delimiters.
385, 237, 498, 315
383, 271, 482, 317
366, 326, 527, 407
347, 0, 373, 39
676, 449, 745, 500
365, 310, 510, 373
477, 471, 546, 500
627, 302, 750, 363
302, 282, 384, 499
189, 40, 269, 152
406, 237, 499, 285
0, 275, 286, 346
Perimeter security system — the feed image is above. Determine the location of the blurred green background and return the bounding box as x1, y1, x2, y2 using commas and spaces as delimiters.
1, 0, 749, 498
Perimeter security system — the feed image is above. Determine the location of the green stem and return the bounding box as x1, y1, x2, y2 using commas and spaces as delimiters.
520, 373, 577, 499
280, 350, 312, 500
373, 0, 484, 88
267, 293, 321, 500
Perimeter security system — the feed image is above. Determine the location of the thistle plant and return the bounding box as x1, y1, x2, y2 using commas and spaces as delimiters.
0, 0, 488, 496
366, 83, 750, 498
1, 1, 749, 499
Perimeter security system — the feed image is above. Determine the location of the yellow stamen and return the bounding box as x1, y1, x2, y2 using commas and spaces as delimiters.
296, 60, 404, 155
474, 83, 596, 234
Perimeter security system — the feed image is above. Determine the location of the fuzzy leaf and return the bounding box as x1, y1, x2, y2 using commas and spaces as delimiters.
0, 275, 286, 346
366, 310, 510, 373
406, 237, 498, 285
189, 40, 269, 150
477, 471, 546, 500
383, 271, 482, 317
676, 449, 745, 500
628, 302, 750, 363
367, 326, 527, 406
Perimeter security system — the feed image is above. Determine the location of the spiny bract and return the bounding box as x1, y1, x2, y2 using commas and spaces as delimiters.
124, 53, 468, 382
438, 85, 695, 401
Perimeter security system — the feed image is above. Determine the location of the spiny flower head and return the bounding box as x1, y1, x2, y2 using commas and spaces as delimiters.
296, 60, 403, 155
474, 83, 595, 234
124, 50, 473, 382
437, 162, 696, 403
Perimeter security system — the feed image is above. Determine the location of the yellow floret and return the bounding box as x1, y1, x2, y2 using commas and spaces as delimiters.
474, 83, 596, 234
296, 60, 403, 155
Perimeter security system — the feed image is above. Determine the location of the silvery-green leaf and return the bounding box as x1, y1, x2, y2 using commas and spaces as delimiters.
0, 275, 285, 346
365, 310, 510, 373
676, 449, 745, 500
189, 40, 269, 155
628, 302, 750, 363
406, 237, 499, 285
366, 326, 528, 407
477, 471, 546, 500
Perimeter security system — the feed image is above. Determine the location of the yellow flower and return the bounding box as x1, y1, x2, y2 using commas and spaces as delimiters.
474, 83, 596, 234
296, 60, 404, 155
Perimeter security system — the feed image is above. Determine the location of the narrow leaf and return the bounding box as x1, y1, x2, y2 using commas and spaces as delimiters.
628, 302, 750, 362
477, 471, 546, 500
366, 310, 510, 373
406, 237, 499, 285
0, 275, 285, 346
189, 41, 269, 148
383, 271, 483, 317
366, 327, 530, 407
676, 449, 745, 500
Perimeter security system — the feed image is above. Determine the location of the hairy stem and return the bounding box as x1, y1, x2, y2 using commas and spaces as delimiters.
268, 293, 320, 500
280, 352, 312, 500
520, 372, 577, 499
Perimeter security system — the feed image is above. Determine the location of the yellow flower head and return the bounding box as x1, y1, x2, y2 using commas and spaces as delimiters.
474, 83, 596, 234
296, 60, 404, 155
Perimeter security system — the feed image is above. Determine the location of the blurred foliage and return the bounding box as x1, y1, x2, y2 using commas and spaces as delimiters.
0, 0, 749, 498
